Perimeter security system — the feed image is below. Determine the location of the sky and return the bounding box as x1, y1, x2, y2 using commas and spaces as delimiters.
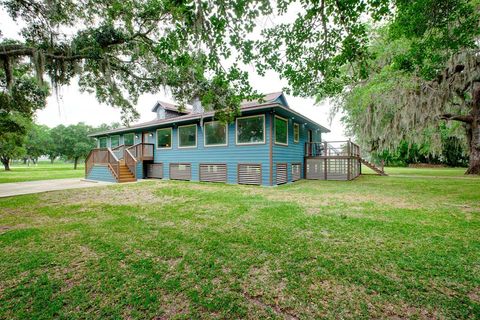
0, 8, 347, 141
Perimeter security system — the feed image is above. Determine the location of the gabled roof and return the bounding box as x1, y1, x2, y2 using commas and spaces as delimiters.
241, 92, 289, 108
151, 101, 190, 114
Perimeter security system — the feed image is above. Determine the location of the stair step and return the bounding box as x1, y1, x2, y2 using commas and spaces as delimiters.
360, 158, 388, 176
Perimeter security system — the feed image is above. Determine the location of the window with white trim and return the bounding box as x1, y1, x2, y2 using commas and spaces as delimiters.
178, 124, 197, 148
274, 116, 288, 145
124, 133, 134, 146
236, 115, 265, 144
99, 137, 107, 148
204, 121, 227, 146
110, 135, 120, 148
157, 128, 172, 149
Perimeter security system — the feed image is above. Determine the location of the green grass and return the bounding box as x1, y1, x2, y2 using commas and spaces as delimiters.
0, 161, 84, 183
360, 165, 469, 177
0, 168, 479, 319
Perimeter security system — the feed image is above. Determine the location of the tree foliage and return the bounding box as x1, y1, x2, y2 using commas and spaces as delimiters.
24, 124, 51, 163
47, 123, 96, 169
332, 0, 480, 173
0, 61, 48, 169
0, 0, 271, 123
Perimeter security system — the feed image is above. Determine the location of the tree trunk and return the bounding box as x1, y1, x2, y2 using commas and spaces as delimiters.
50, 157, 55, 164
465, 85, 480, 175
1, 157, 11, 171
74, 157, 79, 170
465, 122, 480, 174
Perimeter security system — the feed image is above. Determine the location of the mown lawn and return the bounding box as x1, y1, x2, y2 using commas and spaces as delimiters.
0, 161, 84, 183
0, 169, 479, 319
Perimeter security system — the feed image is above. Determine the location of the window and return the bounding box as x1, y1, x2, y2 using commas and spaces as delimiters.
178, 124, 197, 148
110, 135, 120, 148
294, 123, 299, 143
236, 115, 265, 145
157, 128, 172, 149
204, 121, 227, 146
124, 133, 134, 146
99, 137, 107, 148
275, 116, 288, 145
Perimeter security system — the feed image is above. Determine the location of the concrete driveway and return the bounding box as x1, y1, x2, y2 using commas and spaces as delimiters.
0, 178, 113, 198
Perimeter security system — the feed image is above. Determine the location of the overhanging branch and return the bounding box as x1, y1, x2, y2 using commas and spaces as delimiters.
439, 113, 473, 123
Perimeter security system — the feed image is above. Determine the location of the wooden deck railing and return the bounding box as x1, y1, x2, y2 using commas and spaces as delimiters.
111, 145, 125, 160
126, 143, 154, 161
85, 148, 120, 179
124, 148, 137, 178
305, 140, 360, 158
86, 143, 154, 181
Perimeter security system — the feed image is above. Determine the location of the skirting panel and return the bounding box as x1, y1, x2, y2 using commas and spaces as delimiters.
306, 159, 326, 180
147, 163, 163, 179
291, 163, 301, 181
238, 164, 262, 185
199, 164, 227, 183
170, 163, 192, 180
276, 163, 288, 185
306, 158, 360, 180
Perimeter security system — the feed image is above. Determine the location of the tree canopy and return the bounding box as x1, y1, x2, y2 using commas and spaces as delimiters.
324, 1, 480, 173
0, 0, 271, 122
0, 60, 48, 170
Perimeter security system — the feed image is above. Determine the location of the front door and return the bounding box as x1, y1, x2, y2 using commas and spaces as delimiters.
143, 132, 153, 144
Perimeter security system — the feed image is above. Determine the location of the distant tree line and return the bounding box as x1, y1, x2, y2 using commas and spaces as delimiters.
372, 138, 468, 168
0, 122, 119, 171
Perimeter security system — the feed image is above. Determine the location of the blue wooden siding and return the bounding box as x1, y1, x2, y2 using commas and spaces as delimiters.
272, 112, 322, 183
152, 111, 271, 185
136, 162, 144, 179
86, 165, 117, 183
92, 107, 326, 186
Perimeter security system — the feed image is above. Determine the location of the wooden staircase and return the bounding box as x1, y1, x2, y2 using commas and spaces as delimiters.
118, 159, 136, 182
360, 158, 388, 176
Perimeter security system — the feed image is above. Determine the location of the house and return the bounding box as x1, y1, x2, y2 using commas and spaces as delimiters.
86, 92, 367, 185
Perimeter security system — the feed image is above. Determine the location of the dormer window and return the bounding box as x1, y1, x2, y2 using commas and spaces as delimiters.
157, 108, 166, 120
152, 101, 190, 120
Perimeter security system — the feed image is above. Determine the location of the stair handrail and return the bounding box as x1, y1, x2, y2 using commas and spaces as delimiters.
106, 148, 120, 179
360, 157, 387, 176
111, 144, 125, 160
85, 149, 95, 175
126, 142, 143, 160
126, 142, 155, 161
124, 148, 137, 178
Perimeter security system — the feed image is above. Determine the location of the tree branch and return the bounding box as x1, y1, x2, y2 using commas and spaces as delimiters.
439, 113, 473, 123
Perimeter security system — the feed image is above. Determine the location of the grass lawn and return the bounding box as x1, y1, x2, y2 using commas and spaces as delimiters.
0, 161, 84, 183
0, 168, 479, 319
